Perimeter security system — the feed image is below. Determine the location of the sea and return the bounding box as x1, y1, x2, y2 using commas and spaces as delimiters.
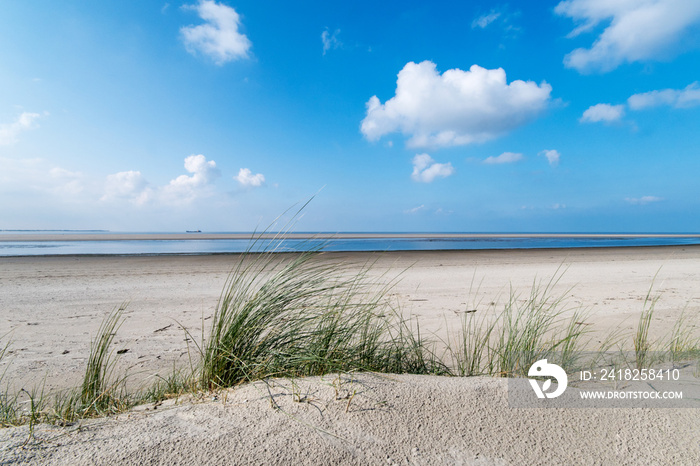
2, 231, 700, 256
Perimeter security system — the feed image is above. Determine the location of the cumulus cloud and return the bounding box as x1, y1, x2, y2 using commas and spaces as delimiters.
182, 154, 220, 184
235, 167, 265, 187
472, 11, 501, 29
102, 155, 229, 205
625, 195, 663, 205
162, 154, 221, 203
411, 154, 455, 183
360, 61, 552, 148
0, 112, 42, 145
321, 28, 341, 55
102, 171, 151, 204
628, 82, 700, 109
181, 1, 251, 65
580, 103, 625, 123
539, 149, 561, 166
483, 152, 523, 164
556, 0, 700, 73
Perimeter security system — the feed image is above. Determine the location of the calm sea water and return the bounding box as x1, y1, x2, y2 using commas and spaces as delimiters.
2, 232, 700, 256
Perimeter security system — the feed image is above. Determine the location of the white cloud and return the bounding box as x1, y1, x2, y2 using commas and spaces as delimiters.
235, 167, 265, 187
472, 11, 501, 29
539, 149, 561, 166
162, 154, 221, 203
0, 156, 90, 198
405, 204, 426, 214
578, 83, 699, 126
361, 61, 552, 148
0, 112, 42, 145
102, 156, 231, 206
321, 28, 341, 55
0, 153, 244, 229
102, 171, 151, 205
483, 152, 523, 164
556, 0, 700, 73
472, 7, 521, 37
181, 1, 251, 65
628, 82, 700, 109
580, 103, 625, 123
625, 195, 663, 205
411, 154, 455, 183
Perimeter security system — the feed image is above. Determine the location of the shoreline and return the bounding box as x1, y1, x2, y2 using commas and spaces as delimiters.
2, 242, 700, 259
3, 235, 700, 259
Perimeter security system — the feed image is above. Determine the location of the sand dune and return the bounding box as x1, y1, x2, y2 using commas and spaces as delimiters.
2, 374, 698, 464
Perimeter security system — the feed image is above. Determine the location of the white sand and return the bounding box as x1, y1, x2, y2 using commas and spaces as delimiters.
1, 246, 699, 464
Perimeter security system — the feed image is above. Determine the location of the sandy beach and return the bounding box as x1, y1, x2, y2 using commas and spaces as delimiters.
1, 245, 699, 463
2, 245, 699, 391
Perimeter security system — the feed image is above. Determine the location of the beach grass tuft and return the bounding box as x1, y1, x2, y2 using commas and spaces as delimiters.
45, 305, 134, 424
633, 280, 661, 369
80, 304, 127, 411
668, 309, 700, 361
1, 307, 135, 427
447, 268, 591, 377
199, 245, 447, 390
0, 340, 22, 427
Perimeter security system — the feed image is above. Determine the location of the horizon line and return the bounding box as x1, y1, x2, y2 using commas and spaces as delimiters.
2, 232, 700, 242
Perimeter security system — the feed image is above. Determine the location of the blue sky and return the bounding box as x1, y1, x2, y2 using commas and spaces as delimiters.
1, 0, 699, 232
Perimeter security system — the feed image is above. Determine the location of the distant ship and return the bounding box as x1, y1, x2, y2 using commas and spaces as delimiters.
186, 230, 202, 233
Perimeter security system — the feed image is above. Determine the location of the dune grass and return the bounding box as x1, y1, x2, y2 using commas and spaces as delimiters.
633, 280, 661, 369
668, 310, 700, 361
1, 305, 136, 428
198, 247, 447, 391
0, 340, 22, 427
446, 268, 591, 377
80, 304, 128, 412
